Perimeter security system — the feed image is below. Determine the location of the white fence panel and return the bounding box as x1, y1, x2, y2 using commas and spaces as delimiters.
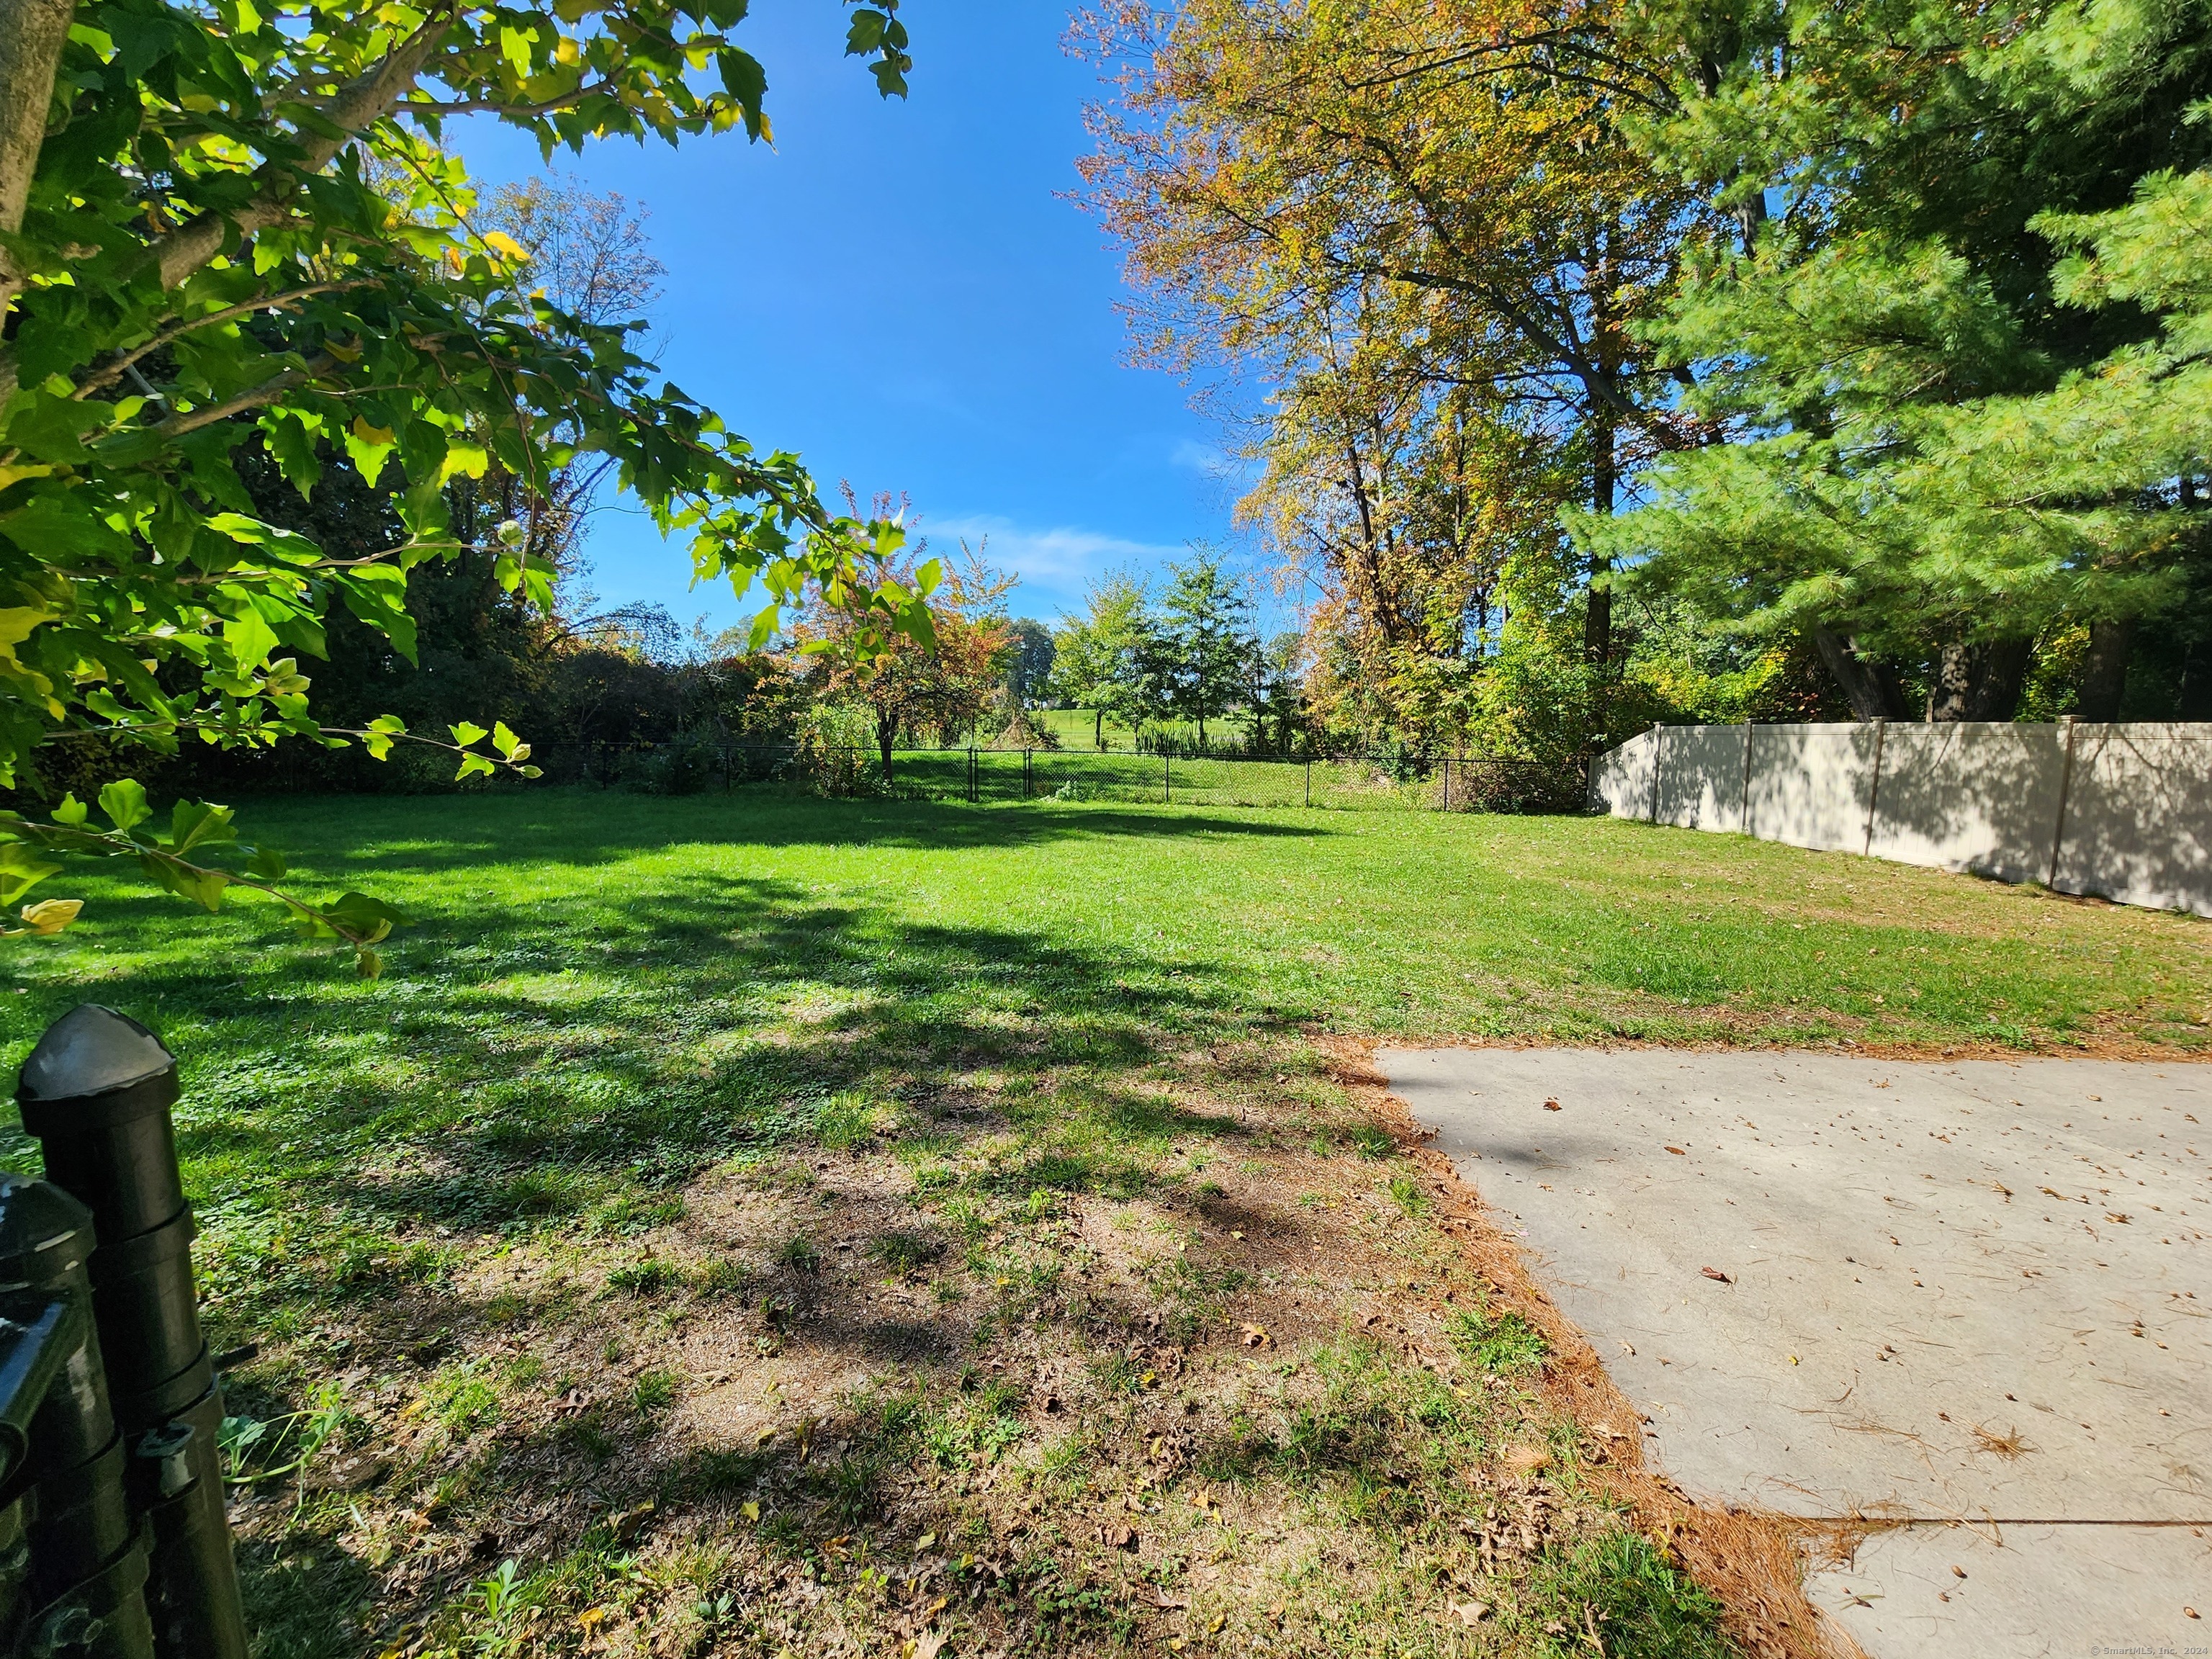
1592, 719, 2212, 919
2056, 725, 2212, 915
1869, 723, 2067, 884
1653, 726, 1751, 831
1586, 727, 1659, 817
1744, 724, 1883, 854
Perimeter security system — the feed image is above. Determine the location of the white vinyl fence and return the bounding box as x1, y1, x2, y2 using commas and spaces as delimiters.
1587, 721, 2212, 917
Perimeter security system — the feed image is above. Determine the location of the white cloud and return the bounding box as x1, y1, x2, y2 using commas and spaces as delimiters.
920, 513, 1188, 595
1169, 437, 1234, 476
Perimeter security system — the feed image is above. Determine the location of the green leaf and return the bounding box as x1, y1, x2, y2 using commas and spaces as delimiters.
322, 891, 403, 945
450, 721, 489, 747
97, 779, 152, 836
0, 842, 62, 908
844, 8, 886, 54
50, 794, 89, 827
166, 799, 238, 855
143, 855, 228, 913
246, 845, 287, 880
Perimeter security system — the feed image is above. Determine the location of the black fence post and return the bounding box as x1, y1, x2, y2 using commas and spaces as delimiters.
1023, 748, 1032, 799
17, 1006, 249, 1659
1305, 757, 1312, 809
0, 1174, 158, 1658
1164, 750, 1171, 805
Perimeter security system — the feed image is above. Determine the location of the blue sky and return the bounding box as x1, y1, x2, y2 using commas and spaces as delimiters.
458, 2, 1254, 634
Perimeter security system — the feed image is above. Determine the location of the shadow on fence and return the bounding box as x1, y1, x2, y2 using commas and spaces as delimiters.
523, 742, 1588, 814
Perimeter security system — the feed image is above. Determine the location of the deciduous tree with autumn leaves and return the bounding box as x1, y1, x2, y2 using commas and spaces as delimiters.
1080, 0, 2212, 747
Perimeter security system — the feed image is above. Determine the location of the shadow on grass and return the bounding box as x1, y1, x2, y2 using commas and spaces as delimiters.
217, 787, 1332, 878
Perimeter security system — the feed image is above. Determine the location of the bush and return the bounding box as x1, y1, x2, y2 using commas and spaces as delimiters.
616, 729, 727, 795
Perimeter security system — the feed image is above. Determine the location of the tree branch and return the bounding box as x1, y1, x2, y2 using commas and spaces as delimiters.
72, 284, 367, 401
138, 355, 337, 441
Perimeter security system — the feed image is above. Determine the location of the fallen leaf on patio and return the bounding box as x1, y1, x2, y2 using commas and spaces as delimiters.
1701, 1267, 1732, 1284
1665, 1146, 1686, 1156
1544, 1099, 1562, 1111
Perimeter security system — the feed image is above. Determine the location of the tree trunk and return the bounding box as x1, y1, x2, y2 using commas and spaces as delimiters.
2179, 638, 2212, 721
1583, 415, 1614, 666
2074, 619, 2135, 721
1583, 242, 1617, 668
877, 714, 895, 783
1812, 628, 1910, 721
0, 0, 76, 397
1928, 638, 2033, 722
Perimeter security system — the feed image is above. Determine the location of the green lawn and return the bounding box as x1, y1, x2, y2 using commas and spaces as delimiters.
1, 789, 2199, 1658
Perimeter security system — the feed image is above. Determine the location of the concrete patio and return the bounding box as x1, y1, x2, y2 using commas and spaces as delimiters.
1381, 1046, 2212, 1658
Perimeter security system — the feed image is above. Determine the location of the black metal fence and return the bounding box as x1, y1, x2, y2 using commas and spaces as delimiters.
523, 741, 1588, 814
1, 1007, 247, 1658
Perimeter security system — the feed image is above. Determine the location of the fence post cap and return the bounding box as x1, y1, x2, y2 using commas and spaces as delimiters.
17, 1004, 176, 1107
0, 1172, 95, 1282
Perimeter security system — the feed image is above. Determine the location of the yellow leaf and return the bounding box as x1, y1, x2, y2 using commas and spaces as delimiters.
484, 230, 530, 264
0, 462, 55, 490
0, 607, 53, 666
437, 441, 490, 482
351, 417, 395, 447
20, 899, 81, 935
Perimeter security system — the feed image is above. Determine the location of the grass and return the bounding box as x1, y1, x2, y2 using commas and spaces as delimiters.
0, 786, 2203, 1658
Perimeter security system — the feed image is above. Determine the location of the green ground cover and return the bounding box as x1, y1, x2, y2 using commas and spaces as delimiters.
881, 748, 1434, 811
0, 790, 2199, 1658
1034, 709, 1259, 753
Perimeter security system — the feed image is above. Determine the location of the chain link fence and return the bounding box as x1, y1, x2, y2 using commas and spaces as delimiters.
526, 740, 1588, 814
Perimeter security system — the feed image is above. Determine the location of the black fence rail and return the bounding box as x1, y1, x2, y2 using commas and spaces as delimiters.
523, 742, 1587, 814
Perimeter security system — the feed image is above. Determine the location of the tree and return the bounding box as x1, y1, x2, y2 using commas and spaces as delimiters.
1245, 630, 1307, 754
0, 0, 925, 961
1004, 619, 1057, 706
1158, 553, 1253, 746
797, 508, 1010, 782
1077, 0, 1707, 678
1048, 572, 1152, 748
1587, 0, 2212, 721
